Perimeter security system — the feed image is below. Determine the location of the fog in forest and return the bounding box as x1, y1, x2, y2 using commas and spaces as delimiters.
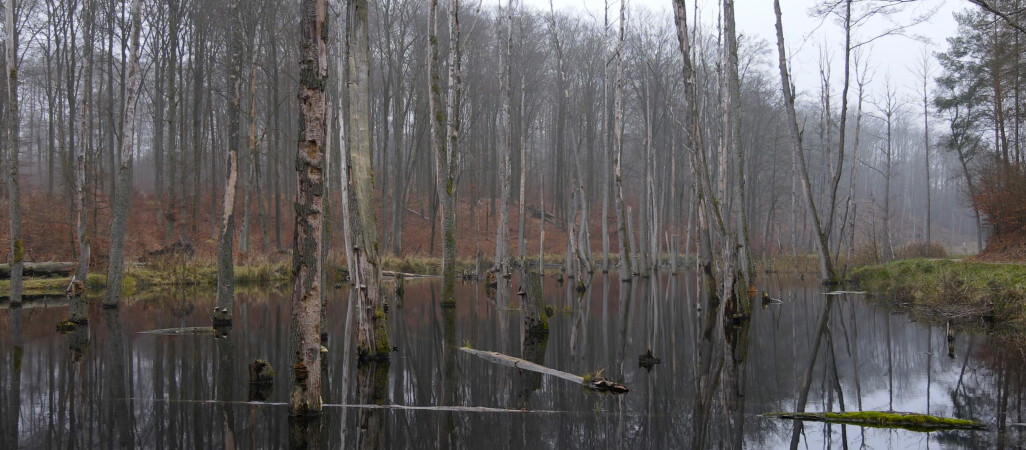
2, 0, 1025, 448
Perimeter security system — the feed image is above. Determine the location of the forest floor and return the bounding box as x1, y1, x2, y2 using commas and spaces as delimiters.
974, 232, 1026, 262
852, 258, 1026, 340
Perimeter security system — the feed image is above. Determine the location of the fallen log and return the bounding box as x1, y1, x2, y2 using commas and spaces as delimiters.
382, 270, 438, 279
460, 348, 628, 394
0, 262, 75, 278
763, 411, 986, 432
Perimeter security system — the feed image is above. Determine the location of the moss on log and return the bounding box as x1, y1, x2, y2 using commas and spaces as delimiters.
764, 411, 986, 432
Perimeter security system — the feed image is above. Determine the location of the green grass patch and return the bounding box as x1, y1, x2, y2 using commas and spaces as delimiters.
0, 262, 293, 298
852, 258, 1026, 331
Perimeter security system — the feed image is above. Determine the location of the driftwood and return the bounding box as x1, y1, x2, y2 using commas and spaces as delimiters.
764, 411, 986, 431
382, 270, 437, 279
0, 262, 75, 278
460, 348, 628, 394
138, 327, 215, 336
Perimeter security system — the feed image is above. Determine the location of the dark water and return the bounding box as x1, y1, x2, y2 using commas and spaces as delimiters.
1, 273, 1024, 449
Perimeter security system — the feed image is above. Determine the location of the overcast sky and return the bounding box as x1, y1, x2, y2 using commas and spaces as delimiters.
501, 0, 964, 103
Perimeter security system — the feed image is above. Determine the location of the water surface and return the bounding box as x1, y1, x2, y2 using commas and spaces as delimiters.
0, 273, 1023, 449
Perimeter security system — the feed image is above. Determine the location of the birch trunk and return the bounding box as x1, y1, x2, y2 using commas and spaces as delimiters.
290, 0, 328, 416
723, 0, 753, 306
612, 0, 632, 282
103, 0, 142, 308
672, 0, 721, 307
74, 0, 94, 285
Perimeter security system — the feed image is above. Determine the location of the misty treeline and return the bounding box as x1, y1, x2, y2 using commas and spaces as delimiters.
0, 0, 1001, 289
935, 3, 1026, 255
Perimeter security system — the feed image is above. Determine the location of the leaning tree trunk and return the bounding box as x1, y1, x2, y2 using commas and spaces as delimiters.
348, 0, 388, 360
672, 0, 721, 308
103, 0, 143, 308
213, 0, 245, 326
6, 0, 23, 307
290, 0, 328, 417
773, 0, 838, 284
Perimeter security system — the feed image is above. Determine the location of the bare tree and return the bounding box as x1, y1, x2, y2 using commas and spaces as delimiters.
428, 0, 460, 305
494, 0, 513, 276
914, 48, 934, 249
103, 0, 143, 308
773, 0, 839, 284
290, 0, 328, 416
213, 0, 245, 326
612, 0, 631, 282
73, 0, 94, 286
348, 0, 388, 359
5, 0, 22, 307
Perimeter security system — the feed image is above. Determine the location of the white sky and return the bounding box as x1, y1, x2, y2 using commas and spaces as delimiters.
504, 0, 965, 102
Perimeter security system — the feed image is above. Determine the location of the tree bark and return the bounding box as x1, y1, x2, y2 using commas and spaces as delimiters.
612, 0, 631, 282
6, 0, 22, 307
494, 0, 514, 275
214, 0, 245, 326
103, 0, 143, 308
772, 0, 838, 284
428, 0, 460, 306
74, 0, 95, 284
290, 0, 328, 417
348, 0, 388, 359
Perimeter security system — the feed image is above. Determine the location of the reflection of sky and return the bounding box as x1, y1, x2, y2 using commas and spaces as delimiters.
0, 275, 1021, 448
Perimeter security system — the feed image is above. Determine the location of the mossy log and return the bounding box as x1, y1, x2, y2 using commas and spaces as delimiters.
0, 262, 74, 278
764, 411, 986, 432
460, 348, 628, 394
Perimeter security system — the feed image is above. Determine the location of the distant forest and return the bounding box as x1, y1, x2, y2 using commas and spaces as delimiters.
0, 0, 1022, 273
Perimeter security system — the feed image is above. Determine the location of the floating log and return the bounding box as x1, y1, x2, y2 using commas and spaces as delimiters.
460, 348, 628, 394
763, 411, 986, 432
0, 262, 75, 278
382, 270, 437, 279
138, 327, 215, 336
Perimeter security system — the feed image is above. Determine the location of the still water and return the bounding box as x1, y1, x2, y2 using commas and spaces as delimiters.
0, 273, 1023, 449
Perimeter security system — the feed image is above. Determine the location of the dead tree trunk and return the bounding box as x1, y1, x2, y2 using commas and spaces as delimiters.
213, 0, 244, 326
348, 0, 388, 360
494, 0, 514, 276
290, 0, 328, 417
723, 0, 753, 309
672, 0, 722, 307
428, 0, 460, 306
612, 0, 632, 282
74, 0, 95, 285
773, 0, 839, 284
6, 0, 23, 307
103, 0, 143, 308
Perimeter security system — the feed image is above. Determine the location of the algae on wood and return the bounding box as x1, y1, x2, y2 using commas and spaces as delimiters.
764, 411, 986, 432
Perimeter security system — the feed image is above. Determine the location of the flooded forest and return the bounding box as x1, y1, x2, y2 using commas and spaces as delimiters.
2, 0, 1026, 448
